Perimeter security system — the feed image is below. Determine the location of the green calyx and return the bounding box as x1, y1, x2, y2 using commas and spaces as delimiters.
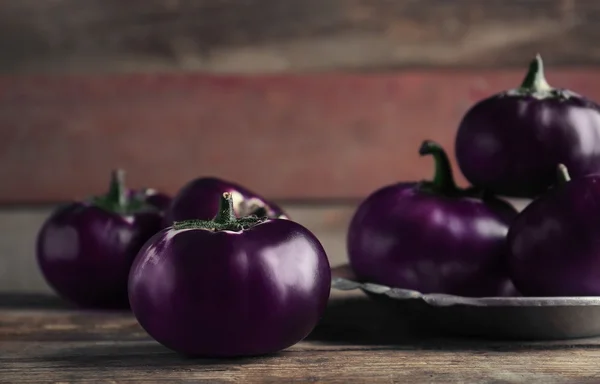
556, 164, 571, 186
90, 169, 156, 215
418, 140, 461, 196
505, 54, 571, 100
173, 192, 267, 232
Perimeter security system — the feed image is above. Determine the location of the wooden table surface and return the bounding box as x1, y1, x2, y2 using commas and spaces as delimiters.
2, 290, 600, 384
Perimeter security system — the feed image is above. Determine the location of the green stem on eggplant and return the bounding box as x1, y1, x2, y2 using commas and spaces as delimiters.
519, 54, 553, 93
106, 169, 128, 211
213, 192, 237, 224
174, 193, 266, 232
419, 140, 460, 196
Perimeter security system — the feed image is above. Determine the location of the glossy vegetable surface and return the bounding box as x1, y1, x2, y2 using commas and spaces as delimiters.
455, 55, 600, 198
507, 164, 600, 296
347, 141, 518, 297
129, 192, 331, 357
164, 177, 287, 225
36, 170, 170, 309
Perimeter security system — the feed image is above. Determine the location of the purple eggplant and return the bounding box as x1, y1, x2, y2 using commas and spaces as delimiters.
507, 164, 600, 296
139, 188, 172, 212
164, 177, 287, 225
455, 55, 600, 198
128, 192, 331, 357
36, 170, 170, 309
347, 140, 518, 297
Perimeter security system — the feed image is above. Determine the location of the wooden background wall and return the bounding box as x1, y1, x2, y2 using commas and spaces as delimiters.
1, 0, 600, 203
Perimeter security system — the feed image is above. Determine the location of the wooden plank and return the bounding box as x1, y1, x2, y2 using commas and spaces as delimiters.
3, 342, 600, 383
2, 291, 600, 383
1, 70, 600, 202
0, 0, 599, 73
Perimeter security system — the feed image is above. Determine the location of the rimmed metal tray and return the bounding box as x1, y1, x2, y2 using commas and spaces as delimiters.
332, 273, 600, 340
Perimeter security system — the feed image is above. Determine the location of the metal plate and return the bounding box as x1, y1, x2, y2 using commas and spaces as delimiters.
332, 276, 600, 340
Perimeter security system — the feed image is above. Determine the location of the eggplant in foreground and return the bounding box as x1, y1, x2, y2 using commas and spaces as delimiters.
129, 192, 331, 357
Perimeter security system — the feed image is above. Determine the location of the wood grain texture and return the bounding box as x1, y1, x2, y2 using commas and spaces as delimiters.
0, 0, 598, 73
3, 291, 600, 383
1, 71, 600, 202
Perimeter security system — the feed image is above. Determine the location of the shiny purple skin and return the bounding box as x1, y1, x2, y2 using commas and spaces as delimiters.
455, 56, 600, 198
347, 183, 518, 297
507, 173, 600, 296
36, 190, 170, 309
456, 94, 600, 198
165, 177, 287, 225
139, 189, 172, 214
128, 219, 331, 357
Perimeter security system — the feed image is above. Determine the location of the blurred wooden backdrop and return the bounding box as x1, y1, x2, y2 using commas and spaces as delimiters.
1, 0, 599, 203
0, 0, 592, 290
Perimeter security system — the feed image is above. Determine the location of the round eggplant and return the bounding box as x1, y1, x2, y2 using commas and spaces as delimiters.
507, 164, 600, 296
129, 192, 331, 357
36, 170, 170, 309
455, 55, 600, 198
164, 177, 287, 225
347, 140, 518, 297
